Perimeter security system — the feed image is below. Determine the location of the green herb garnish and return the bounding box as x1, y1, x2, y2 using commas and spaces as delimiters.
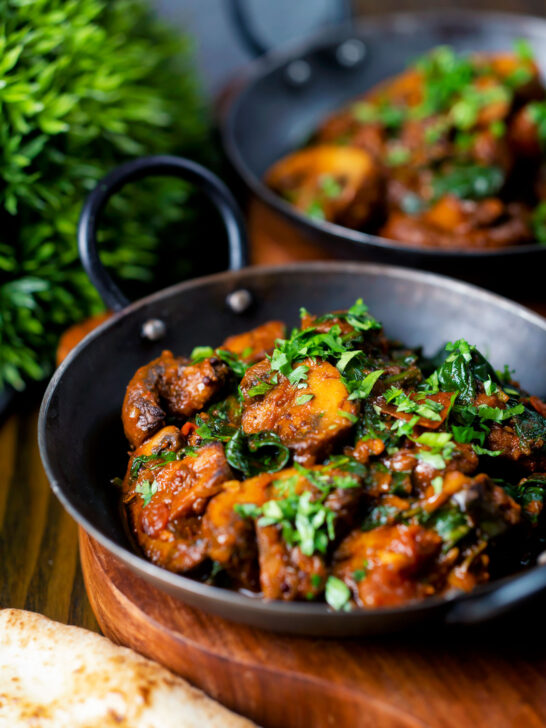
225, 430, 290, 477
432, 165, 504, 201
325, 576, 351, 610
135, 478, 158, 507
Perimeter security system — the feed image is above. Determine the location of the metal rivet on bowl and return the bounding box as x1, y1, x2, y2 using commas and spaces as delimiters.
538, 551, 546, 566
336, 39, 366, 67
141, 318, 167, 341
284, 59, 311, 87
226, 289, 252, 314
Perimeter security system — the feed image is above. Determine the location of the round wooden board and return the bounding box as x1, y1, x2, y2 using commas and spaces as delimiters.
80, 528, 546, 728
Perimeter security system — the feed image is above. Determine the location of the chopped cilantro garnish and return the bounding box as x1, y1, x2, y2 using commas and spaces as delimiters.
268, 300, 381, 388
353, 570, 366, 583
247, 381, 274, 397
362, 503, 401, 530
294, 463, 360, 492
344, 299, 382, 332
320, 175, 343, 198
287, 364, 310, 387
325, 576, 351, 610
338, 409, 358, 423
352, 100, 405, 129
415, 432, 452, 448
451, 84, 511, 131
427, 505, 471, 550
528, 102, 546, 146
532, 201, 546, 245
306, 200, 325, 220
346, 368, 384, 402
489, 120, 506, 138
324, 454, 367, 477
296, 393, 314, 405
416, 450, 448, 470
514, 38, 534, 62
336, 349, 364, 373
483, 379, 498, 396
135, 478, 158, 507
432, 164, 504, 201
473, 444, 502, 457
259, 490, 336, 557
190, 345, 214, 360
414, 45, 476, 117
270, 324, 346, 377
234, 503, 262, 519
391, 415, 419, 437
477, 403, 524, 422
386, 145, 411, 166
384, 387, 443, 421
452, 424, 487, 445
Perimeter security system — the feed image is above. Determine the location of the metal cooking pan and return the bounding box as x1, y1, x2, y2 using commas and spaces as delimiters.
222, 5, 546, 279
39, 155, 546, 637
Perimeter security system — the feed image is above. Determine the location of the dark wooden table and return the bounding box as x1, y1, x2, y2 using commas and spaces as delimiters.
0, 404, 98, 630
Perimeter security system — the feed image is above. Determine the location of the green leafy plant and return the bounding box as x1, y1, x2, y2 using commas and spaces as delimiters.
0, 0, 215, 391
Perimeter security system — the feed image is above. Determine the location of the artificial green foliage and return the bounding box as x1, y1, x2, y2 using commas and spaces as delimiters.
0, 0, 214, 391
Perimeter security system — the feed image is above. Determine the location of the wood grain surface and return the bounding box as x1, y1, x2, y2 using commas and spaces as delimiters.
0, 404, 98, 631
80, 530, 546, 728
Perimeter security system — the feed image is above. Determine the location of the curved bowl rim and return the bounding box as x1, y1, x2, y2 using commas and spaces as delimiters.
222, 8, 546, 260
38, 261, 546, 625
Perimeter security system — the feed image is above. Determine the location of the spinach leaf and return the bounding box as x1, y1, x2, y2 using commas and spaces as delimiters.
437, 339, 476, 404
194, 396, 242, 443
436, 339, 499, 406
226, 430, 290, 477
195, 413, 237, 443
432, 165, 504, 201
428, 505, 471, 551
504, 474, 546, 524
130, 451, 177, 480
513, 406, 546, 449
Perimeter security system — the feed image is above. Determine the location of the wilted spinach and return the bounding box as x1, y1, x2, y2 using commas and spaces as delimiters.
226, 430, 290, 476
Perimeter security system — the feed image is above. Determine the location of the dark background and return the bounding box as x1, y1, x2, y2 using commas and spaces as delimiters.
152, 1, 546, 96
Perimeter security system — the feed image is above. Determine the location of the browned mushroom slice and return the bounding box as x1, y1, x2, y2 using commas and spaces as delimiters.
124, 441, 232, 573
122, 350, 229, 448
333, 524, 442, 608
266, 145, 382, 229
240, 358, 358, 465
203, 474, 272, 590
256, 522, 327, 601
204, 464, 364, 595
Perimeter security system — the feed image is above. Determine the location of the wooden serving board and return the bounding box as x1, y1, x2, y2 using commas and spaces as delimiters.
80, 528, 546, 728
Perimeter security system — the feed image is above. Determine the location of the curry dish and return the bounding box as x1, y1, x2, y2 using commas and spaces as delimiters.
118, 302, 546, 610
266, 43, 546, 250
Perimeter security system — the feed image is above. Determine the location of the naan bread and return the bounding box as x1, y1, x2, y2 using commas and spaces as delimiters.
0, 609, 256, 728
